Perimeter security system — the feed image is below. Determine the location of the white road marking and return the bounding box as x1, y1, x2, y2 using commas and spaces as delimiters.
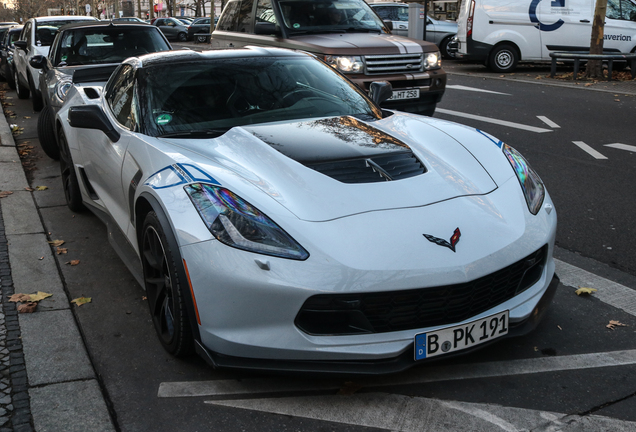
604, 143, 636, 153
572, 141, 608, 159
205, 393, 636, 432
536, 116, 561, 128
446, 85, 511, 95
436, 109, 553, 133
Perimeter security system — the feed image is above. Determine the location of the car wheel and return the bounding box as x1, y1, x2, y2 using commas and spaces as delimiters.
37, 105, 60, 160
6, 68, 16, 90
14, 69, 30, 99
28, 75, 43, 112
177, 32, 187, 42
58, 132, 85, 212
141, 211, 194, 357
440, 37, 455, 60
488, 44, 519, 73
196, 34, 208, 43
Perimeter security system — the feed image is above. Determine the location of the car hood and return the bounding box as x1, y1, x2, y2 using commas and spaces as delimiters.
285, 32, 433, 54
161, 115, 498, 222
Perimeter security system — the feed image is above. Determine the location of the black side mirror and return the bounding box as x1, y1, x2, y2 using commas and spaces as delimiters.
383, 20, 393, 31
369, 81, 393, 106
254, 22, 281, 36
14, 40, 27, 51
29, 55, 46, 69
68, 105, 120, 142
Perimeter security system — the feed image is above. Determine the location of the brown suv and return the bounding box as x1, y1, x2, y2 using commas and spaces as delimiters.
211, 0, 446, 115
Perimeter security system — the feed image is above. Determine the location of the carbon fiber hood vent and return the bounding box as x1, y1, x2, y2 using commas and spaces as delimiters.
305, 151, 426, 183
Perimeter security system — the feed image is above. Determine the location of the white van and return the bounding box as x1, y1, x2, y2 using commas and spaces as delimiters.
456, 0, 636, 72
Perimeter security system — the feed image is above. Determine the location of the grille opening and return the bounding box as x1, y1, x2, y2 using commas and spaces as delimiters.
295, 246, 548, 336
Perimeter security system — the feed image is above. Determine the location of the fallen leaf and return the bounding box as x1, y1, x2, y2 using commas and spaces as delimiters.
56, 247, 68, 254
38, 256, 44, 260
337, 381, 362, 395
575, 287, 597, 296
0, 191, 13, 198
71, 297, 92, 306
23, 116, 30, 119
607, 320, 628, 330
584, 83, 593, 87
66, 260, 80, 266
499, 74, 505, 77
17, 302, 38, 313
557, 325, 562, 330
35, 186, 48, 191
615, 99, 621, 102
142, 296, 147, 300
29, 291, 53, 302
48, 239, 65, 247
9, 293, 31, 302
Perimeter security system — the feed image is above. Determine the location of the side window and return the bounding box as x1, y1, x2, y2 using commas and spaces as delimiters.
217, 1, 241, 31
22, 22, 31, 44
156, 19, 164, 26
237, 0, 256, 32
256, 0, 277, 24
373, 7, 392, 20
106, 65, 137, 130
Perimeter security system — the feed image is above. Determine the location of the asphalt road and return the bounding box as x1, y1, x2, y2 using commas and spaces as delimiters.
3, 69, 636, 431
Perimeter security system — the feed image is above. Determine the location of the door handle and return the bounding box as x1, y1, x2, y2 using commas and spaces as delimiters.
580, 19, 590, 23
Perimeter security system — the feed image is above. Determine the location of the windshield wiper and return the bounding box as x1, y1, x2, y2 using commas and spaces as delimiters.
157, 128, 230, 139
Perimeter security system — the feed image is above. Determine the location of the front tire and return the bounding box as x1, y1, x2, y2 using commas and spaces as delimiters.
141, 212, 194, 357
37, 105, 60, 160
440, 37, 455, 59
488, 44, 519, 73
14, 69, 30, 99
58, 132, 85, 212
29, 75, 43, 111
177, 32, 187, 42
196, 34, 208, 43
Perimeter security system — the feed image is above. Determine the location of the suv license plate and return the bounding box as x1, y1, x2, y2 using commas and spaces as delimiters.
414, 311, 509, 360
388, 89, 420, 101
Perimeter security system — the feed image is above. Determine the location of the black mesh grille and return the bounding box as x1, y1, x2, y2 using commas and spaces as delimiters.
296, 246, 548, 335
306, 152, 426, 184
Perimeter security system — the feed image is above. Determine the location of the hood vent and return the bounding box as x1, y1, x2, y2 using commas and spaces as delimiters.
305, 151, 426, 184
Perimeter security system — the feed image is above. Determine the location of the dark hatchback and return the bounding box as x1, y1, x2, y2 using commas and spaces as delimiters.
0, 25, 23, 89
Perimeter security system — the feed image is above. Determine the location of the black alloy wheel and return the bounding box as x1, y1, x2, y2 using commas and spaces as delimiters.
38, 105, 60, 160
58, 133, 85, 212
177, 32, 187, 42
141, 212, 194, 356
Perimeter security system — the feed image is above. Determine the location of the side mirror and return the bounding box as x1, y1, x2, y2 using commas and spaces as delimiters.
254, 22, 281, 36
68, 105, 120, 142
383, 20, 393, 31
369, 81, 393, 106
14, 40, 27, 51
29, 55, 46, 69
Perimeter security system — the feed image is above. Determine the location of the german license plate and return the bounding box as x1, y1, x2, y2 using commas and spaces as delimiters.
388, 89, 420, 101
414, 311, 509, 360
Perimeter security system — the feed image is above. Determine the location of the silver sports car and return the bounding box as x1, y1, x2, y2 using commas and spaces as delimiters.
55, 47, 558, 373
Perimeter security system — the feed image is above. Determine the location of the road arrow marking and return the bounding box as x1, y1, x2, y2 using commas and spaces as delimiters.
572, 141, 608, 159
604, 143, 636, 153
436, 109, 553, 133
537, 116, 560, 128
446, 85, 511, 95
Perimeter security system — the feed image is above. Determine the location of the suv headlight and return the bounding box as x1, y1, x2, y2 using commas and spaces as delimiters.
185, 183, 309, 260
324, 55, 363, 73
424, 51, 441, 69
503, 144, 545, 215
55, 79, 73, 102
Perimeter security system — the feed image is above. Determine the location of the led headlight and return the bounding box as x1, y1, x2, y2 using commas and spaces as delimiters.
503, 144, 545, 215
324, 55, 363, 73
55, 79, 73, 102
185, 183, 309, 260
424, 51, 441, 69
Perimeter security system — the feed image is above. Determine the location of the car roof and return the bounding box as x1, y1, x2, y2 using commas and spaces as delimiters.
57, 21, 155, 31
369, 2, 408, 6
33, 16, 98, 23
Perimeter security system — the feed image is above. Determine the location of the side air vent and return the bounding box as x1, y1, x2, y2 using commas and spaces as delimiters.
306, 151, 426, 184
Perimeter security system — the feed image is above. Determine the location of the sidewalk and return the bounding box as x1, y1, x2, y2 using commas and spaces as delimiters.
0, 98, 115, 430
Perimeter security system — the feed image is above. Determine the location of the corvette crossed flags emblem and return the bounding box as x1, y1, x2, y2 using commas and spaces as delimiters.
423, 228, 461, 253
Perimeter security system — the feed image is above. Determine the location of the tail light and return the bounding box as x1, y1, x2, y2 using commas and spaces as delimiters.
467, 0, 475, 38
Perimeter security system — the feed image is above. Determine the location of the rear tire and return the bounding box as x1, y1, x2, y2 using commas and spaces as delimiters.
14, 69, 30, 99
58, 132, 85, 212
177, 32, 187, 42
6, 67, 16, 90
29, 75, 43, 112
488, 44, 519, 73
37, 105, 60, 160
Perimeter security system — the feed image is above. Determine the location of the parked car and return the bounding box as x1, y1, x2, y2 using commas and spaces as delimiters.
0, 25, 23, 89
30, 21, 171, 160
176, 17, 195, 25
369, 3, 458, 58
55, 46, 558, 373
0, 22, 19, 46
212, 0, 446, 116
187, 17, 212, 41
13, 15, 98, 111
154, 17, 189, 41
112, 17, 148, 23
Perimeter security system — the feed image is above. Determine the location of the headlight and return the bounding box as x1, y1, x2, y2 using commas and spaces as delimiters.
184, 183, 309, 260
55, 79, 73, 102
424, 51, 441, 69
503, 144, 545, 215
324, 55, 363, 73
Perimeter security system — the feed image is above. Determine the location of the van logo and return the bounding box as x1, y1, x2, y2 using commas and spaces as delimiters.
528, 0, 565, 32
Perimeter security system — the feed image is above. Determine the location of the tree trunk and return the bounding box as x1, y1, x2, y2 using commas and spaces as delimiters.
585, 0, 608, 79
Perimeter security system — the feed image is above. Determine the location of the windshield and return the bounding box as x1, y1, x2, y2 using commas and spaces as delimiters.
55, 27, 170, 66
278, 0, 385, 34
140, 56, 381, 138
35, 20, 95, 46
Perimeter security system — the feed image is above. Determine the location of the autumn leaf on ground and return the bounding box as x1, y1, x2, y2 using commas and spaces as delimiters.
575, 287, 597, 296
17, 302, 38, 313
0, 191, 13, 198
29, 292, 53, 302
56, 247, 68, 255
71, 297, 92, 306
66, 260, 80, 266
23, 116, 30, 119
607, 320, 628, 330
48, 239, 65, 247
35, 186, 48, 191
9, 293, 31, 303
337, 381, 362, 395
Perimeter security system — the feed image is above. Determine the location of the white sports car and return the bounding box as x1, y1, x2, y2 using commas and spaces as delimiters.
55, 47, 558, 374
